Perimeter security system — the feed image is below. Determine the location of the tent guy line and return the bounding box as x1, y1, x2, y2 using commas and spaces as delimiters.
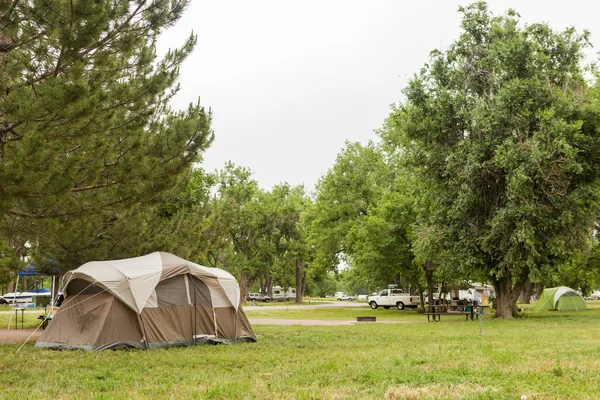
16, 282, 109, 353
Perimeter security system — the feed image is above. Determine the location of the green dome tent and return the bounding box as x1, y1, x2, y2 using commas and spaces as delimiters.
533, 286, 587, 311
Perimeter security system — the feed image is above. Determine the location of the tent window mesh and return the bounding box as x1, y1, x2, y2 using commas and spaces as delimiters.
190, 277, 212, 307
156, 276, 189, 307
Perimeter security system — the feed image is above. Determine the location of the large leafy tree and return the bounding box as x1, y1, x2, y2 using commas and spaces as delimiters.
0, 0, 213, 269
309, 141, 387, 274
265, 184, 310, 303
309, 141, 416, 292
382, 2, 600, 318
208, 164, 311, 301
211, 163, 262, 297
345, 184, 416, 291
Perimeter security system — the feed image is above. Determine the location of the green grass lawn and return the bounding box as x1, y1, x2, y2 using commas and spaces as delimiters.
1, 302, 599, 399
0, 307, 45, 329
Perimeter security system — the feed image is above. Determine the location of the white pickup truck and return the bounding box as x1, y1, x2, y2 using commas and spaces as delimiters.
368, 288, 420, 310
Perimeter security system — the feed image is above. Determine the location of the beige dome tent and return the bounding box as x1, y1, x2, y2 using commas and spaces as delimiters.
35, 252, 256, 350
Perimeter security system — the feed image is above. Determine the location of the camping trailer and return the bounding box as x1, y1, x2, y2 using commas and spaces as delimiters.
36, 252, 256, 350
1, 288, 52, 306
272, 286, 296, 301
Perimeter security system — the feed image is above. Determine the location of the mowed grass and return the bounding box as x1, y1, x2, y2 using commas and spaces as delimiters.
1, 303, 599, 399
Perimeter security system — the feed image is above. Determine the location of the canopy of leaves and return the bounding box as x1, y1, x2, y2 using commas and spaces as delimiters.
380, 2, 600, 315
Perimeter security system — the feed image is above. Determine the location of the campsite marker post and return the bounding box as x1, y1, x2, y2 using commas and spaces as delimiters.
477, 302, 483, 336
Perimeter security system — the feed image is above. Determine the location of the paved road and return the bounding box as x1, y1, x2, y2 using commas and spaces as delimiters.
243, 301, 368, 312
248, 318, 409, 326
1, 302, 369, 314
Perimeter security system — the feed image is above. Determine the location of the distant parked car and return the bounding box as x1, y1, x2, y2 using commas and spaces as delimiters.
337, 294, 355, 301
0, 296, 7, 305
247, 293, 271, 303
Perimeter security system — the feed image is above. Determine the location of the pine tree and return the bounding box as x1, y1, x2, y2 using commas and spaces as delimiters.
0, 0, 213, 267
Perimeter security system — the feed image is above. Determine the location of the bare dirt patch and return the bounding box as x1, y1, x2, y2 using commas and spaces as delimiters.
0, 329, 42, 345
385, 383, 495, 399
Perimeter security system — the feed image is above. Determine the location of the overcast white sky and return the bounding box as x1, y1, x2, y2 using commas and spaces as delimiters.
157, 1, 600, 192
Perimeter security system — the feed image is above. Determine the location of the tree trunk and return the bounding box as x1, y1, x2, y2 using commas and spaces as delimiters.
423, 262, 435, 312
492, 273, 527, 319
415, 282, 425, 312
521, 280, 534, 304
301, 270, 307, 300
238, 272, 255, 302
266, 274, 273, 298
295, 258, 304, 304
258, 276, 264, 294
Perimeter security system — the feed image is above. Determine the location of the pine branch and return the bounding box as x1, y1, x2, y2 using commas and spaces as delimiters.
71, 182, 119, 193
0, 122, 23, 135
81, 0, 148, 58
7, 210, 74, 219
0, 0, 20, 27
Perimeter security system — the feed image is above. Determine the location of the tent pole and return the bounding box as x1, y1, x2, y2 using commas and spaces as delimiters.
213, 309, 217, 339
56, 275, 64, 306
50, 275, 55, 315
139, 313, 150, 350
234, 308, 237, 344
190, 274, 196, 347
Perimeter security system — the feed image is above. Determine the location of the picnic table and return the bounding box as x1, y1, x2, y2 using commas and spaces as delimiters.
423, 303, 490, 322
13, 307, 25, 329
38, 314, 52, 329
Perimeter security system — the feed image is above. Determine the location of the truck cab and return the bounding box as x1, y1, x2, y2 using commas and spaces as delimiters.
367, 286, 420, 310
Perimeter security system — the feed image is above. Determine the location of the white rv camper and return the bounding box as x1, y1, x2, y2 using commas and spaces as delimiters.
272, 286, 296, 301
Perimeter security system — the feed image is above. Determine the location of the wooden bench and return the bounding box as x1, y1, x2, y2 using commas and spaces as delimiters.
424, 304, 491, 322
423, 311, 475, 322
356, 316, 376, 322
38, 314, 53, 329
